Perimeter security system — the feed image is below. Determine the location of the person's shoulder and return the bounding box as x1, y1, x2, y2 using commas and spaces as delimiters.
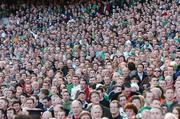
100, 104, 110, 110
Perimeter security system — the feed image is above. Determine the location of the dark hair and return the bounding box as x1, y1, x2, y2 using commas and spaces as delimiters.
20, 93, 29, 98
137, 63, 144, 69
26, 98, 35, 103
128, 62, 136, 71
42, 96, 51, 101
12, 100, 22, 106
40, 89, 49, 96
110, 100, 120, 108
122, 83, 131, 90
119, 55, 126, 62
32, 95, 39, 101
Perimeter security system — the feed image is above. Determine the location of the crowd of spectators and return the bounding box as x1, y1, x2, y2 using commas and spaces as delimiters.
0, 0, 180, 119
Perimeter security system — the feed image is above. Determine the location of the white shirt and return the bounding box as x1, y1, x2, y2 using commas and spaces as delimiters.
138, 72, 143, 81
71, 84, 81, 100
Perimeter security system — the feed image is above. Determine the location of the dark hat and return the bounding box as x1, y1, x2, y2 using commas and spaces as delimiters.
26, 108, 43, 119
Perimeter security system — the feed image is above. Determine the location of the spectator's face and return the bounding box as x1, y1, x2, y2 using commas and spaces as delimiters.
159, 80, 166, 90
13, 103, 21, 112
172, 108, 179, 119
110, 103, 119, 115
137, 64, 144, 73
175, 87, 180, 99
165, 76, 173, 86
151, 88, 161, 99
114, 86, 122, 93
20, 95, 27, 104
89, 78, 96, 84
90, 93, 100, 105
116, 78, 124, 86
6, 90, 13, 98
26, 99, 34, 108
145, 92, 154, 105
42, 99, 51, 108
51, 96, 59, 106
16, 86, 23, 95
147, 67, 153, 75
119, 96, 127, 107
91, 105, 102, 119
150, 108, 163, 119
62, 92, 70, 101
165, 89, 174, 101
80, 80, 86, 89
167, 67, 174, 76
150, 78, 158, 87
151, 100, 161, 108
72, 76, 79, 86
42, 82, 49, 90
125, 109, 135, 119
175, 80, 180, 89
104, 76, 111, 85
80, 114, 91, 119
78, 93, 86, 102
122, 68, 129, 77
57, 111, 66, 119
25, 84, 32, 93
132, 99, 141, 109
53, 105, 62, 118
71, 102, 82, 117
123, 87, 131, 97
0, 99, 7, 109
32, 82, 40, 91
47, 70, 54, 78
51, 86, 58, 95
7, 109, 14, 119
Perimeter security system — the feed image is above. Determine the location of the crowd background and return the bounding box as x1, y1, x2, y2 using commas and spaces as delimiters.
0, 0, 180, 119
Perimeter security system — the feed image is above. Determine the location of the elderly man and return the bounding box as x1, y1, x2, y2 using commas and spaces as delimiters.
70, 100, 83, 119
